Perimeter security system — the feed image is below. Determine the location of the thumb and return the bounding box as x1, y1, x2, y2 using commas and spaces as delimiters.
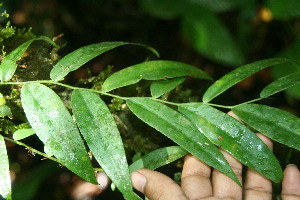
131, 169, 187, 200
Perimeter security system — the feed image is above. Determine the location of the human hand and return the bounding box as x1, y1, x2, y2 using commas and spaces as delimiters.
130, 133, 300, 200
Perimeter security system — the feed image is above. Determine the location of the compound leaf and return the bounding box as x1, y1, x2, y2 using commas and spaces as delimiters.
202, 58, 292, 103
102, 60, 211, 92
71, 90, 140, 200
129, 146, 188, 173
179, 103, 283, 183
150, 77, 185, 98
0, 36, 57, 82
21, 83, 97, 184
50, 42, 158, 81
232, 104, 300, 152
127, 97, 240, 184
0, 135, 11, 200
260, 72, 300, 98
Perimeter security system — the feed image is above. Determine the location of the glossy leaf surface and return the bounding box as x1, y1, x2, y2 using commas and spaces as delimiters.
232, 104, 300, 152
21, 83, 96, 183
127, 97, 239, 184
150, 77, 185, 98
0, 135, 11, 200
71, 90, 140, 200
129, 146, 188, 173
0, 36, 57, 82
102, 60, 211, 92
203, 58, 292, 103
13, 128, 35, 140
50, 42, 158, 81
0, 105, 12, 119
179, 103, 283, 183
260, 72, 300, 98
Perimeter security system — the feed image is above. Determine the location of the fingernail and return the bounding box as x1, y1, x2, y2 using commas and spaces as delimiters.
286, 164, 298, 169
131, 171, 147, 193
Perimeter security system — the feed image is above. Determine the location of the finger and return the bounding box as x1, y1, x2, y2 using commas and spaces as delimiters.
212, 149, 243, 199
181, 154, 212, 199
281, 164, 300, 200
244, 133, 273, 200
96, 172, 110, 191
131, 169, 188, 200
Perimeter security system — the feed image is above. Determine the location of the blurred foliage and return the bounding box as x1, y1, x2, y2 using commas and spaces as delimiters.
0, 0, 300, 199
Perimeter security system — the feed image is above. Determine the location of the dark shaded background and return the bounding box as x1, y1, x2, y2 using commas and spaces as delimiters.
1, 0, 300, 199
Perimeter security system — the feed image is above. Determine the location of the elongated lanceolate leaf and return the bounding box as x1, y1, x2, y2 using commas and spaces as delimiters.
127, 97, 240, 184
21, 83, 96, 183
0, 36, 57, 82
50, 42, 158, 81
129, 146, 188, 173
202, 58, 292, 103
13, 128, 35, 140
0, 135, 11, 200
150, 77, 185, 98
71, 90, 140, 200
260, 72, 300, 98
179, 104, 283, 182
232, 104, 300, 152
102, 60, 211, 92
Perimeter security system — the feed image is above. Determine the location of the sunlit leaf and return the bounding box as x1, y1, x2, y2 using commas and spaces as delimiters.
0, 105, 12, 119
13, 128, 35, 140
0, 135, 11, 200
150, 77, 185, 98
102, 60, 211, 92
0, 36, 57, 82
181, 6, 244, 66
202, 58, 292, 103
260, 72, 300, 98
21, 83, 97, 184
50, 42, 159, 81
71, 90, 140, 200
179, 103, 283, 183
232, 104, 300, 152
127, 97, 240, 184
129, 146, 188, 173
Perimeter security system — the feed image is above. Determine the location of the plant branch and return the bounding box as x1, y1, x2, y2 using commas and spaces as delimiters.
3, 136, 60, 163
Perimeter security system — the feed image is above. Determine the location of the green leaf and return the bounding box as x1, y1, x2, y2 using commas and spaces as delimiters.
127, 97, 240, 184
260, 72, 300, 98
21, 83, 97, 184
71, 90, 140, 200
188, 0, 243, 12
129, 146, 188, 173
0, 36, 57, 82
138, 0, 185, 19
102, 60, 211, 92
181, 6, 244, 66
203, 58, 292, 103
0, 135, 11, 200
179, 104, 283, 183
271, 37, 300, 100
232, 104, 300, 152
13, 128, 35, 140
150, 77, 185, 98
267, 0, 300, 20
50, 42, 159, 81
0, 105, 12, 119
